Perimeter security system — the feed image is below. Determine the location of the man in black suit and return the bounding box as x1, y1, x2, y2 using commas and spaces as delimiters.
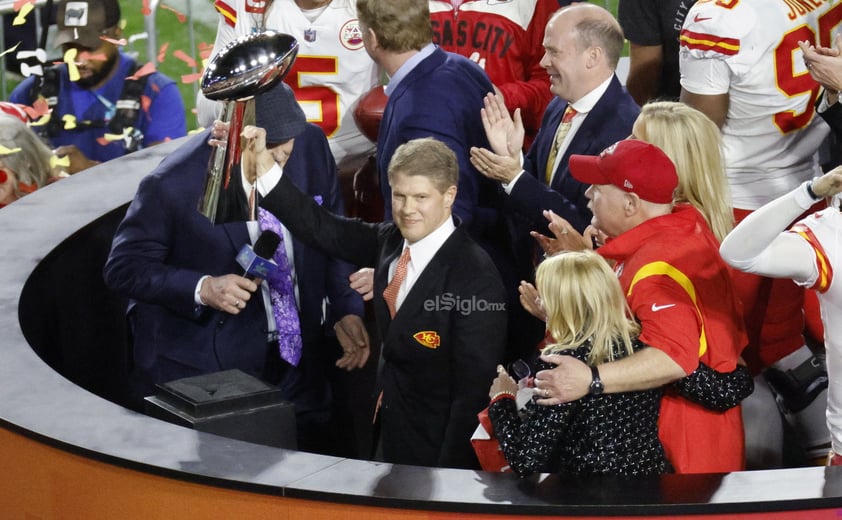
104, 83, 366, 455
243, 131, 508, 469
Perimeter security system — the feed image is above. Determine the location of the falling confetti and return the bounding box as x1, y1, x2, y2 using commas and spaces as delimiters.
16, 48, 46, 62
198, 42, 214, 60
63, 48, 80, 82
29, 113, 51, 127
141, 94, 152, 116
100, 127, 135, 145
100, 36, 128, 46
13, 0, 36, 11
62, 114, 77, 130
19, 63, 42, 78
157, 42, 169, 63
50, 155, 71, 169
173, 50, 197, 68
181, 72, 203, 84
161, 4, 187, 23
0, 145, 21, 155
12, 2, 34, 25
0, 42, 20, 59
127, 62, 156, 80
141, 0, 152, 16
79, 51, 107, 62
17, 181, 37, 194
23, 98, 49, 120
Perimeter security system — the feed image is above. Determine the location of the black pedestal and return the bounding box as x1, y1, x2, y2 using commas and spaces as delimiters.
144, 369, 296, 449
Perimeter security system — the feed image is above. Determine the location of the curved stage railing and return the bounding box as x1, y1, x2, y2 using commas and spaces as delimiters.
1, 137, 841, 518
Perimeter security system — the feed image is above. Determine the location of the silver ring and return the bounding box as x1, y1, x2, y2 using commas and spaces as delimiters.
234, 299, 241, 307
544, 388, 550, 398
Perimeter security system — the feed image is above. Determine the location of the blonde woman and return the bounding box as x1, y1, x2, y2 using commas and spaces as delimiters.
633, 101, 733, 241
0, 113, 62, 208
487, 250, 671, 477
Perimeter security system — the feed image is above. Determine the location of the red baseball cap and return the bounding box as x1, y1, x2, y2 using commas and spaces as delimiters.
569, 139, 678, 204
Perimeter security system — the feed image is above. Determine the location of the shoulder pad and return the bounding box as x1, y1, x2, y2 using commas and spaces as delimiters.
680, 1, 757, 59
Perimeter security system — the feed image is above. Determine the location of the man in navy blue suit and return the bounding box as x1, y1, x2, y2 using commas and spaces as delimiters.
470, 3, 639, 250
103, 83, 366, 455
357, 0, 512, 252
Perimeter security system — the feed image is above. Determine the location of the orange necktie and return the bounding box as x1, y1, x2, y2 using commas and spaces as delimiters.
383, 247, 410, 318
545, 105, 577, 184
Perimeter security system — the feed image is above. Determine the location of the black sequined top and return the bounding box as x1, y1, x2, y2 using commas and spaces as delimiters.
488, 339, 671, 477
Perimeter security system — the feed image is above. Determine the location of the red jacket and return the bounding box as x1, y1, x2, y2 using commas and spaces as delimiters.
599, 204, 748, 473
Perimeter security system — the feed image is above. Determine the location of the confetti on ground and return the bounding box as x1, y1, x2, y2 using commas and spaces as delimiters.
141, 0, 152, 16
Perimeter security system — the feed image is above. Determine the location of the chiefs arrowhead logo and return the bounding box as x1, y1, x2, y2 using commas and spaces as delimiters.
413, 331, 441, 349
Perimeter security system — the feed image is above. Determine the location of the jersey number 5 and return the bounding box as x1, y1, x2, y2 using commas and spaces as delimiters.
284, 56, 340, 137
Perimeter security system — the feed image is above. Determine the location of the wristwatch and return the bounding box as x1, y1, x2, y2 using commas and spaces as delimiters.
589, 366, 604, 396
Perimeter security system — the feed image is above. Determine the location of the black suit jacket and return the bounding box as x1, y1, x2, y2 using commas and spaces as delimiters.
262, 174, 508, 469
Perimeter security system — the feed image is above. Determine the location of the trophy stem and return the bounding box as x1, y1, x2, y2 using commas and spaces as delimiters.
198, 101, 236, 223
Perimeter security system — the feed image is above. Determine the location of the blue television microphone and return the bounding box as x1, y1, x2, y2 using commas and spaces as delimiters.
236, 230, 281, 280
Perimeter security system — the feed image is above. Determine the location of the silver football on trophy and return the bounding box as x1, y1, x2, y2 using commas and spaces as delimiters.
201, 31, 299, 101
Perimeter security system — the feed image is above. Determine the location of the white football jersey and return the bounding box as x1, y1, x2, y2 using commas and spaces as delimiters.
680, 0, 837, 210
790, 208, 842, 447
227, 0, 379, 170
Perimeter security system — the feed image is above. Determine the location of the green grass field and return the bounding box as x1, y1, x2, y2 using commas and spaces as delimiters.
120, 0, 219, 130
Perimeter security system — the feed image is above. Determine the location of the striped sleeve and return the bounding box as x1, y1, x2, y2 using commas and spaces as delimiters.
214, 0, 237, 28
789, 223, 833, 293
679, 30, 740, 57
